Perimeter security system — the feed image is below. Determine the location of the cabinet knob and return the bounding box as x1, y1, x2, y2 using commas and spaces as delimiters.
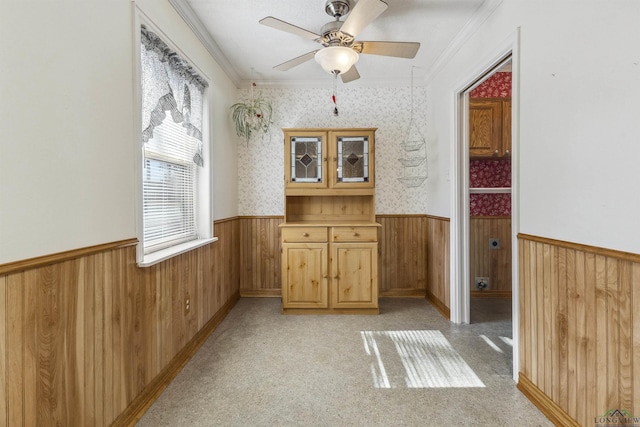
505, 150, 510, 155
302, 232, 309, 237
353, 232, 359, 237
494, 149, 499, 155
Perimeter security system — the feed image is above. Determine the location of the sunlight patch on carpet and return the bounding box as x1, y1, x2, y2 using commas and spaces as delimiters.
480, 334, 504, 353
360, 330, 485, 389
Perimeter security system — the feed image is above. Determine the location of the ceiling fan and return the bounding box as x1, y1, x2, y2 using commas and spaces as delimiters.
259, 0, 420, 83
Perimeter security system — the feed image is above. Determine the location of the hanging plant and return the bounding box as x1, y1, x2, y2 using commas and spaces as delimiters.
230, 82, 273, 143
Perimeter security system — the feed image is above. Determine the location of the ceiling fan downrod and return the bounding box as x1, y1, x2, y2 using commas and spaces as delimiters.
324, 0, 352, 19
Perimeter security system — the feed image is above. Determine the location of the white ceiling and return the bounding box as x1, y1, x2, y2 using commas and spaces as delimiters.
177, 0, 489, 87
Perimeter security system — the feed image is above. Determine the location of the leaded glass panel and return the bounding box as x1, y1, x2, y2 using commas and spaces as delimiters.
337, 136, 369, 182
291, 136, 322, 182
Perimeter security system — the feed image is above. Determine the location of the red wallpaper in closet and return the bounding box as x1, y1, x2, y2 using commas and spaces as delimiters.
470, 72, 512, 98
469, 72, 512, 217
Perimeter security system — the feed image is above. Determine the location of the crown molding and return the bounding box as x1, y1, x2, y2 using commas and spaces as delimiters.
423, 0, 504, 86
168, 0, 500, 89
169, 0, 242, 88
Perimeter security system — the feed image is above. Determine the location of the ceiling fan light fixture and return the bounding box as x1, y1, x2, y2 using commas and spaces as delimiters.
314, 46, 359, 75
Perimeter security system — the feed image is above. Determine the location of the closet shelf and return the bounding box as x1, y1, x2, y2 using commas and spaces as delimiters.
469, 187, 511, 194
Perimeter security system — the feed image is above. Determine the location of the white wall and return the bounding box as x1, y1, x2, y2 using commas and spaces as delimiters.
426, 0, 640, 253
0, 0, 238, 264
236, 85, 430, 215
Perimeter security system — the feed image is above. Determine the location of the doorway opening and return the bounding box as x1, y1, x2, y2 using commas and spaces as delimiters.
450, 29, 520, 381
468, 61, 512, 325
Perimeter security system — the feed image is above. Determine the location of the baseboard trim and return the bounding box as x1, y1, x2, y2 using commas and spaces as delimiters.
426, 290, 450, 319
471, 290, 512, 298
112, 291, 240, 427
375, 214, 429, 219
517, 373, 580, 427
240, 288, 281, 298
380, 289, 426, 298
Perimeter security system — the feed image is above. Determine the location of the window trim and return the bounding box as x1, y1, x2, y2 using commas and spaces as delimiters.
137, 237, 217, 267
133, 5, 214, 267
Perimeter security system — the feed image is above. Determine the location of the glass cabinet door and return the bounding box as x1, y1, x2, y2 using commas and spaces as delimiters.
284, 129, 375, 190
337, 135, 369, 183
331, 130, 375, 188
290, 136, 323, 183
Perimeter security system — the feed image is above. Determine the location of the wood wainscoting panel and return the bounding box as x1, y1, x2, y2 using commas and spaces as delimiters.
0, 218, 240, 427
518, 234, 639, 426
237, 215, 429, 297
239, 216, 283, 296
470, 217, 511, 296
0, 275, 6, 425
377, 215, 427, 297
426, 216, 450, 317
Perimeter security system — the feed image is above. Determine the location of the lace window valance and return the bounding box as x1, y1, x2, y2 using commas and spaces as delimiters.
140, 25, 208, 165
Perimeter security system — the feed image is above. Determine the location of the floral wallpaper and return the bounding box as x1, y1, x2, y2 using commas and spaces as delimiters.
470, 193, 511, 217
469, 72, 511, 98
470, 159, 511, 188
235, 85, 429, 215
469, 70, 512, 217
469, 160, 511, 216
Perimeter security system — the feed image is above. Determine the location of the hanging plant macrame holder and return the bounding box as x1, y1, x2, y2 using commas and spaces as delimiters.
230, 81, 273, 144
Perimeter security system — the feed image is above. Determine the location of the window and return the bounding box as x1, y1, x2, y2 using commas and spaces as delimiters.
138, 24, 213, 266
143, 120, 198, 253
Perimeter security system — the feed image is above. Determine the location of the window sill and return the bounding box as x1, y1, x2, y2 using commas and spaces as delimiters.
138, 237, 218, 267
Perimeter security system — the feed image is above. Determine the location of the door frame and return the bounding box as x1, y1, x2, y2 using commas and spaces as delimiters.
450, 28, 521, 381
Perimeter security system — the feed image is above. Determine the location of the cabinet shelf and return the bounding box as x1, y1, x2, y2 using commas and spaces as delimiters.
281, 220, 380, 227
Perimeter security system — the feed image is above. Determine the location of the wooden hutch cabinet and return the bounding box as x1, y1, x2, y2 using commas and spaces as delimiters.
280, 128, 379, 314
469, 98, 511, 158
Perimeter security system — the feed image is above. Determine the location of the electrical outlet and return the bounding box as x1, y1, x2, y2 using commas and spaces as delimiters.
184, 295, 191, 314
489, 238, 501, 250
475, 277, 490, 290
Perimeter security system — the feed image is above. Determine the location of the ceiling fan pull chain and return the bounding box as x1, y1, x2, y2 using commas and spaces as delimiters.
332, 73, 339, 116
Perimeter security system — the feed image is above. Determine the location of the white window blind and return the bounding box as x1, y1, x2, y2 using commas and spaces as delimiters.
143, 119, 198, 254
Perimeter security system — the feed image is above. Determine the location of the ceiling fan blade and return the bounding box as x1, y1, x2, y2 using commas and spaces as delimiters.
341, 65, 360, 83
273, 50, 319, 71
340, 0, 388, 38
259, 16, 320, 41
356, 41, 420, 58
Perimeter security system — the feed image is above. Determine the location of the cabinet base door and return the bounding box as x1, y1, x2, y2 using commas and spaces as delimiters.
331, 243, 378, 309
281, 243, 329, 309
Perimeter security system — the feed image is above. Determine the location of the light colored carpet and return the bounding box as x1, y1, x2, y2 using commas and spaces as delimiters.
138, 297, 552, 426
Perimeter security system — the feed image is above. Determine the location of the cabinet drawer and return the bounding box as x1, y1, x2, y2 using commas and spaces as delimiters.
281, 227, 327, 243
331, 226, 378, 242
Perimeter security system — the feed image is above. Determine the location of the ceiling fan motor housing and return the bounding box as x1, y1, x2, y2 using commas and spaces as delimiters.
319, 20, 354, 46
324, 0, 353, 18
